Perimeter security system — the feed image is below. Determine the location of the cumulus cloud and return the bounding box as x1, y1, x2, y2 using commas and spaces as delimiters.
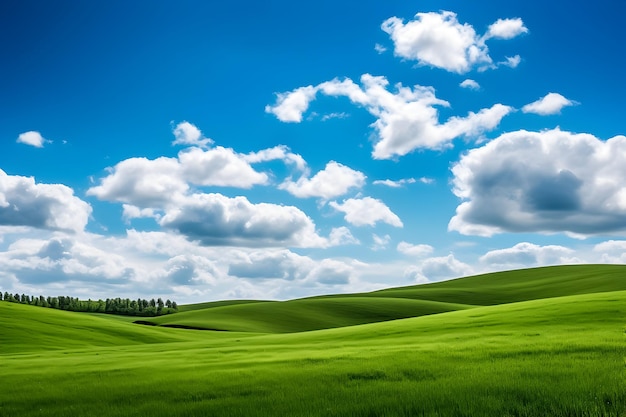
522, 92, 577, 115
88, 147, 272, 207
159, 193, 328, 248
484, 18, 528, 40
227, 250, 353, 285
381, 11, 527, 73
593, 240, 626, 264
122, 205, 161, 222
0, 170, 91, 233
449, 128, 626, 237
479, 242, 576, 269
0, 235, 133, 286
374, 43, 387, 54
460, 79, 480, 90
266, 74, 512, 159
329, 197, 403, 227
265, 85, 318, 122
405, 254, 473, 283
17, 131, 49, 148
280, 161, 366, 199
328, 226, 360, 246
87, 156, 188, 207
172, 121, 213, 148
178, 146, 268, 188
397, 241, 434, 257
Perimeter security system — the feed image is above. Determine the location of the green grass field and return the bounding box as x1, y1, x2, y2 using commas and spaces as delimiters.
1, 264, 624, 416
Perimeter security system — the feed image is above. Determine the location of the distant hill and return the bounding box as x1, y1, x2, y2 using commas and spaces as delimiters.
145, 264, 626, 333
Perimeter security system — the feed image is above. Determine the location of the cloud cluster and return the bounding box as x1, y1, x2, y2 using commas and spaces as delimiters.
87, 123, 348, 248
381, 11, 527, 73
405, 254, 473, 283
479, 242, 577, 269
330, 197, 403, 227
0, 170, 91, 233
280, 161, 366, 199
449, 128, 626, 237
158, 193, 328, 248
266, 74, 512, 158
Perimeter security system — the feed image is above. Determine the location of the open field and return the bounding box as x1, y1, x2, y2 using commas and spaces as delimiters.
1, 265, 625, 416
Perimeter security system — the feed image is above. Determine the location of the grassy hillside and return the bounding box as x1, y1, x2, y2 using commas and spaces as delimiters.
177, 299, 271, 312
365, 264, 626, 304
1, 286, 624, 416
147, 264, 626, 333
0, 302, 207, 354
150, 297, 472, 332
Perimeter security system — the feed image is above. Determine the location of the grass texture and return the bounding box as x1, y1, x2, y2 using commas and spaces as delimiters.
0, 264, 624, 416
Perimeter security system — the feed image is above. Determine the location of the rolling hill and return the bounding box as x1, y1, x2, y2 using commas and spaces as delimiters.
142, 264, 626, 333
1, 264, 624, 416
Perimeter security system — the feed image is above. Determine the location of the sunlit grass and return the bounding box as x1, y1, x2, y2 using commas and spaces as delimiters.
1, 278, 624, 416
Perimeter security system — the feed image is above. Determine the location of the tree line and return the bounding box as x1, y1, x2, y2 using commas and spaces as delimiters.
0, 291, 178, 316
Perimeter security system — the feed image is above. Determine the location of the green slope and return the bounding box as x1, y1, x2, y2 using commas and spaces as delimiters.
0, 302, 205, 354
1, 289, 624, 416
146, 264, 626, 333
149, 297, 472, 332
178, 299, 271, 312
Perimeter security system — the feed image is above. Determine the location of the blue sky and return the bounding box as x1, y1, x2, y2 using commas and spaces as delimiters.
2, 0, 626, 302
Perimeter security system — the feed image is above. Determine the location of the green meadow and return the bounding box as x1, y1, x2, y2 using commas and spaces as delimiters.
1, 265, 624, 416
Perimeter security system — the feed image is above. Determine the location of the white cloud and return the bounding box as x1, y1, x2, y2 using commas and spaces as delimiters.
178, 146, 268, 188
371, 234, 391, 251
88, 146, 274, 207
593, 240, 626, 264
265, 85, 318, 122
243, 145, 307, 172
172, 121, 213, 148
17, 131, 48, 148
330, 197, 403, 227
479, 242, 576, 269
267, 74, 512, 159
449, 128, 626, 237
226, 249, 353, 285
280, 161, 366, 199
373, 178, 416, 188
460, 79, 480, 90
122, 205, 161, 223
159, 193, 328, 248
374, 43, 387, 54
485, 18, 528, 40
328, 226, 360, 246
0, 170, 91, 233
522, 92, 577, 115
87, 156, 188, 207
500, 55, 521, 68
397, 241, 434, 257
405, 254, 473, 283
321, 112, 349, 121
381, 11, 526, 73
